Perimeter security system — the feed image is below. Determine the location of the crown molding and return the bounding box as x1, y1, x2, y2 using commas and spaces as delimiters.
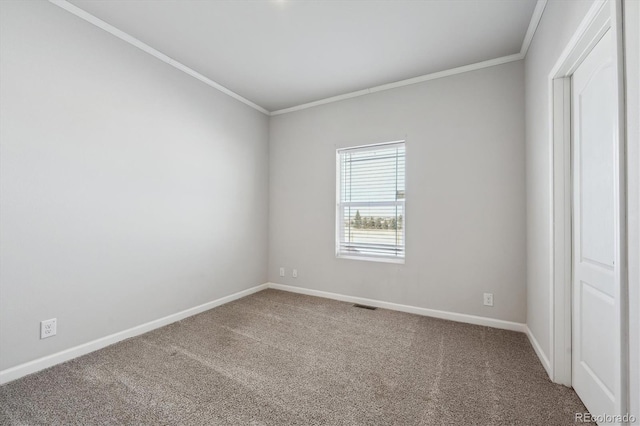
48, 0, 270, 115
271, 0, 547, 116
520, 0, 548, 57
49, 0, 547, 117
270, 53, 524, 116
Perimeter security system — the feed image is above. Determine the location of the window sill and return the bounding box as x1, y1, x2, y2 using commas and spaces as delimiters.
336, 254, 405, 265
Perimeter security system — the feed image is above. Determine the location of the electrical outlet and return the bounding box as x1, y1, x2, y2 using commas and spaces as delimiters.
279, 267, 285, 277
40, 318, 57, 339
483, 293, 494, 307
292, 269, 298, 278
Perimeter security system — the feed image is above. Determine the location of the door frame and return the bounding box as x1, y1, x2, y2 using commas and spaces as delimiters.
548, 0, 628, 411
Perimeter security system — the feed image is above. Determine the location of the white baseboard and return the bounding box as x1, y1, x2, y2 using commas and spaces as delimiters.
267, 282, 526, 333
1, 282, 536, 386
525, 325, 552, 378
0, 283, 269, 385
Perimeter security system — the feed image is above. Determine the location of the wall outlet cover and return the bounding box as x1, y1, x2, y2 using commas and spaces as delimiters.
40, 318, 57, 339
483, 293, 494, 307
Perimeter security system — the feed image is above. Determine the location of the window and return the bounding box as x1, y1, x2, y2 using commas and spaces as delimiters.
336, 141, 405, 263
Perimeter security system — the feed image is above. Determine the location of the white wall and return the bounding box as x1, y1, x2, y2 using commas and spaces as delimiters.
269, 61, 526, 323
524, 0, 596, 367
0, 1, 269, 370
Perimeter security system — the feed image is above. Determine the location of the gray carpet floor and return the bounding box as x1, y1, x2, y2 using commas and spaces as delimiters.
0, 289, 586, 425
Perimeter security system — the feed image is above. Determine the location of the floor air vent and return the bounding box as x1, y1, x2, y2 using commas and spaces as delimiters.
353, 304, 377, 310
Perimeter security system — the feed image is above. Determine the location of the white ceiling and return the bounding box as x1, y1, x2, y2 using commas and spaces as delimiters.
67, 0, 539, 113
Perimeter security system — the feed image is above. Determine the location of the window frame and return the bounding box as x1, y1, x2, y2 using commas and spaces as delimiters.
335, 140, 406, 264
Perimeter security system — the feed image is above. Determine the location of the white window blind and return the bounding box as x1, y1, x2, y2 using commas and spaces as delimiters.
336, 141, 405, 262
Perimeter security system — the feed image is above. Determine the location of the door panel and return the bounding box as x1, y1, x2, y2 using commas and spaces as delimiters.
578, 48, 616, 268
572, 28, 622, 419
580, 280, 616, 394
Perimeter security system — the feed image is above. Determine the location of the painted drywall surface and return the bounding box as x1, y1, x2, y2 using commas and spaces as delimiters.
523, 0, 596, 365
0, 1, 269, 370
268, 61, 526, 323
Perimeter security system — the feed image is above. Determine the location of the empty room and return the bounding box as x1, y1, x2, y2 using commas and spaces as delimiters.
0, 0, 638, 424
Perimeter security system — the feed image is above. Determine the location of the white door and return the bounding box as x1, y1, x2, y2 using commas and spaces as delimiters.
572, 28, 624, 419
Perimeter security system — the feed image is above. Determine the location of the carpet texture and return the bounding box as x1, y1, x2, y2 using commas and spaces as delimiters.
0, 289, 586, 425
